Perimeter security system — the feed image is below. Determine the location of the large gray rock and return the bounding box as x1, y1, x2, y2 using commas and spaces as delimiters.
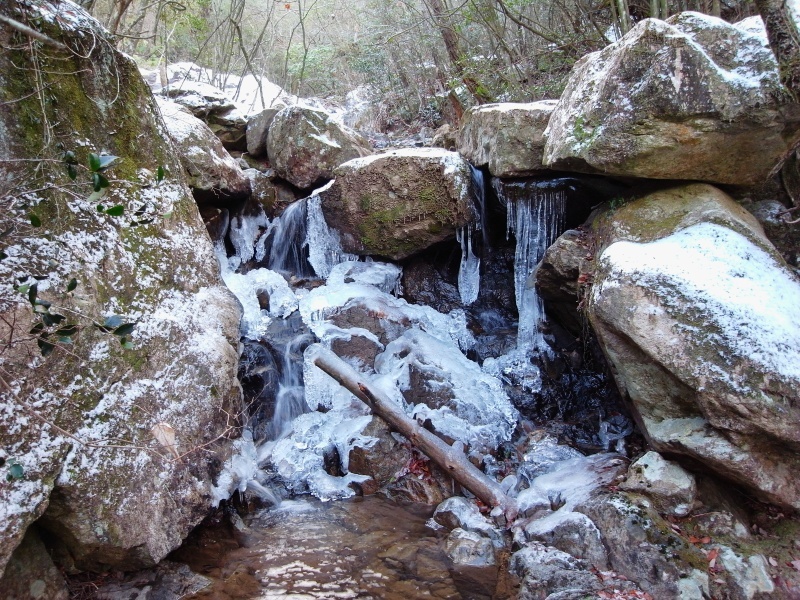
158, 97, 251, 204
0, 1, 241, 576
320, 148, 476, 260
459, 101, 557, 177
544, 13, 800, 184
267, 106, 372, 189
588, 183, 800, 508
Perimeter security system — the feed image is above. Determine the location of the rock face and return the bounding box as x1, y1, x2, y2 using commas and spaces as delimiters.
0, 0, 241, 577
320, 148, 476, 260
543, 13, 800, 184
158, 97, 251, 204
267, 106, 373, 189
459, 101, 557, 177
588, 183, 800, 508
159, 80, 248, 151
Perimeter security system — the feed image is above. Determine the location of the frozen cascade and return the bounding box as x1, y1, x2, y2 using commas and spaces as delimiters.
266, 198, 314, 277
469, 164, 489, 250
502, 184, 566, 352
264, 331, 315, 441
457, 225, 480, 305
229, 205, 270, 265
306, 189, 359, 278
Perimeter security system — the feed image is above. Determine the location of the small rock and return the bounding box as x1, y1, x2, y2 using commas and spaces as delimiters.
620, 451, 696, 517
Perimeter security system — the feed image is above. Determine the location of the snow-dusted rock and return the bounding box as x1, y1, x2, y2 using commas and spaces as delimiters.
246, 103, 288, 157
517, 511, 608, 568
620, 451, 697, 516
243, 169, 300, 218
158, 98, 251, 204
716, 546, 775, 600
544, 13, 800, 184
158, 80, 248, 151
445, 529, 496, 567
267, 106, 372, 189
510, 543, 601, 599
589, 183, 800, 509
433, 497, 505, 548
0, 1, 241, 576
459, 101, 557, 177
320, 148, 477, 260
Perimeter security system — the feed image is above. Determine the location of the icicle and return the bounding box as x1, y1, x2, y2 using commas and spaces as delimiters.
228, 205, 270, 264
469, 164, 489, 250
305, 190, 358, 279
457, 225, 480, 305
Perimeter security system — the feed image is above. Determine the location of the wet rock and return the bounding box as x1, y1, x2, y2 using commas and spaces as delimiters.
588, 183, 800, 509
402, 260, 463, 314
620, 451, 697, 517
739, 197, 800, 269
576, 492, 709, 599
243, 169, 300, 218
544, 14, 800, 184
246, 103, 288, 157
536, 228, 593, 334
459, 101, 557, 177
348, 417, 413, 487
446, 529, 495, 567
267, 106, 372, 189
320, 148, 476, 260
90, 561, 212, 599
433, 497, 505, 548
0, 1, 241, 575
0, 527, 68, 600
158, 97, 251, 204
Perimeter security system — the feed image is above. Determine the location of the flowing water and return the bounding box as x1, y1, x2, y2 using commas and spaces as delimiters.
169, 497, 511, 600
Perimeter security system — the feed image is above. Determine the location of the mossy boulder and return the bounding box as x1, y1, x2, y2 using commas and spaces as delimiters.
458, 101, 557, 177
587, 183, 800, 509
319, 148, 477, 260
0, 0, 241, 577
267, 105, 373, 190
544, 13, 800, 184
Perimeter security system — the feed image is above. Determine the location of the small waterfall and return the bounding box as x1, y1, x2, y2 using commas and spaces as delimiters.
266, 198, 315, 277
495, 180, 566, 352
265, 332, 314, 440
306, 191, 358, 279
469, 164, 490, 250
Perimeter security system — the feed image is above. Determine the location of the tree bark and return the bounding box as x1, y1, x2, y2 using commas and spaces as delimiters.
754, 0, 800, 101
310, 346, 517, 521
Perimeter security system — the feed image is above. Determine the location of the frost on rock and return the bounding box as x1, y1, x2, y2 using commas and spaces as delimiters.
306, 190, 358, 279
228, 206, 270, 264
326, 261, 403, 295
595, 222, 800, 387
372, 329, 518, 453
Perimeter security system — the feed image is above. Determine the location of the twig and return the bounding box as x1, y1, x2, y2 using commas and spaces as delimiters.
0, 14, 68, 50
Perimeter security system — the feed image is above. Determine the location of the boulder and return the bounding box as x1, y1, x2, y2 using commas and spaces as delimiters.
459, 101, 557, 177
243, 169, 300, 218
158, 80, 248, 151
543, 13, 800, 184
0, 1, 241, 576
246, 103, 287, 157
267, 106, 372, 189
619, 451, 697, 517
0, 527, 68, 600
157, 97, 251, 204
320, 148, 477, 260
588, 183, 800, 508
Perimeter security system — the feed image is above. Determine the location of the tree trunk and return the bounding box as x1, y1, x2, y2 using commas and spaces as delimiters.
754, 0, 800, 101
310, 346, 518, 522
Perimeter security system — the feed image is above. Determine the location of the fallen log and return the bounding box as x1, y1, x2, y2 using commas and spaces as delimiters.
310, 345, 518, 522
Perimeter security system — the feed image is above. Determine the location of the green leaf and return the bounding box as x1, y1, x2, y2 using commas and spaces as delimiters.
55, 324, 78, 337
88, 152, 101, 172
63, 150, 77, 164
29, 214, 41, 227
156, 165, 165, 182
0, 250, 7, 260
104, 204, 124, 216
92, 172, 109, 192
96, 155, 120, 171
30, 322, 44, 335
57, 336, 74, 344
103, 315, 123, 328
121, 339, 134, 350
42, 312, 65, 327
27, 283, 37, 306
67, 163, 77, 180
7, 462, 23, 480
67, 278, 77, 292
37, 337, 55, 356
17, 283, 30, 295
112, 322, 135, 337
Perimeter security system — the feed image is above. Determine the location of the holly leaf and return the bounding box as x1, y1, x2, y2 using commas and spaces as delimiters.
156, 165, 165, 182
67, 278, 77, 292
104, 204, 124, 216
29, 213, 42, 227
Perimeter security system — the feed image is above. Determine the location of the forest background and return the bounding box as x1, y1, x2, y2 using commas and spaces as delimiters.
73, 0, 764, 132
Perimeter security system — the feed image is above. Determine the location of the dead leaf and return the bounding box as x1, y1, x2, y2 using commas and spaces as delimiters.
769, 556, 778, 567
707, 547, 719, 569
790, 559, 800, 572
151, 422, 179, 459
